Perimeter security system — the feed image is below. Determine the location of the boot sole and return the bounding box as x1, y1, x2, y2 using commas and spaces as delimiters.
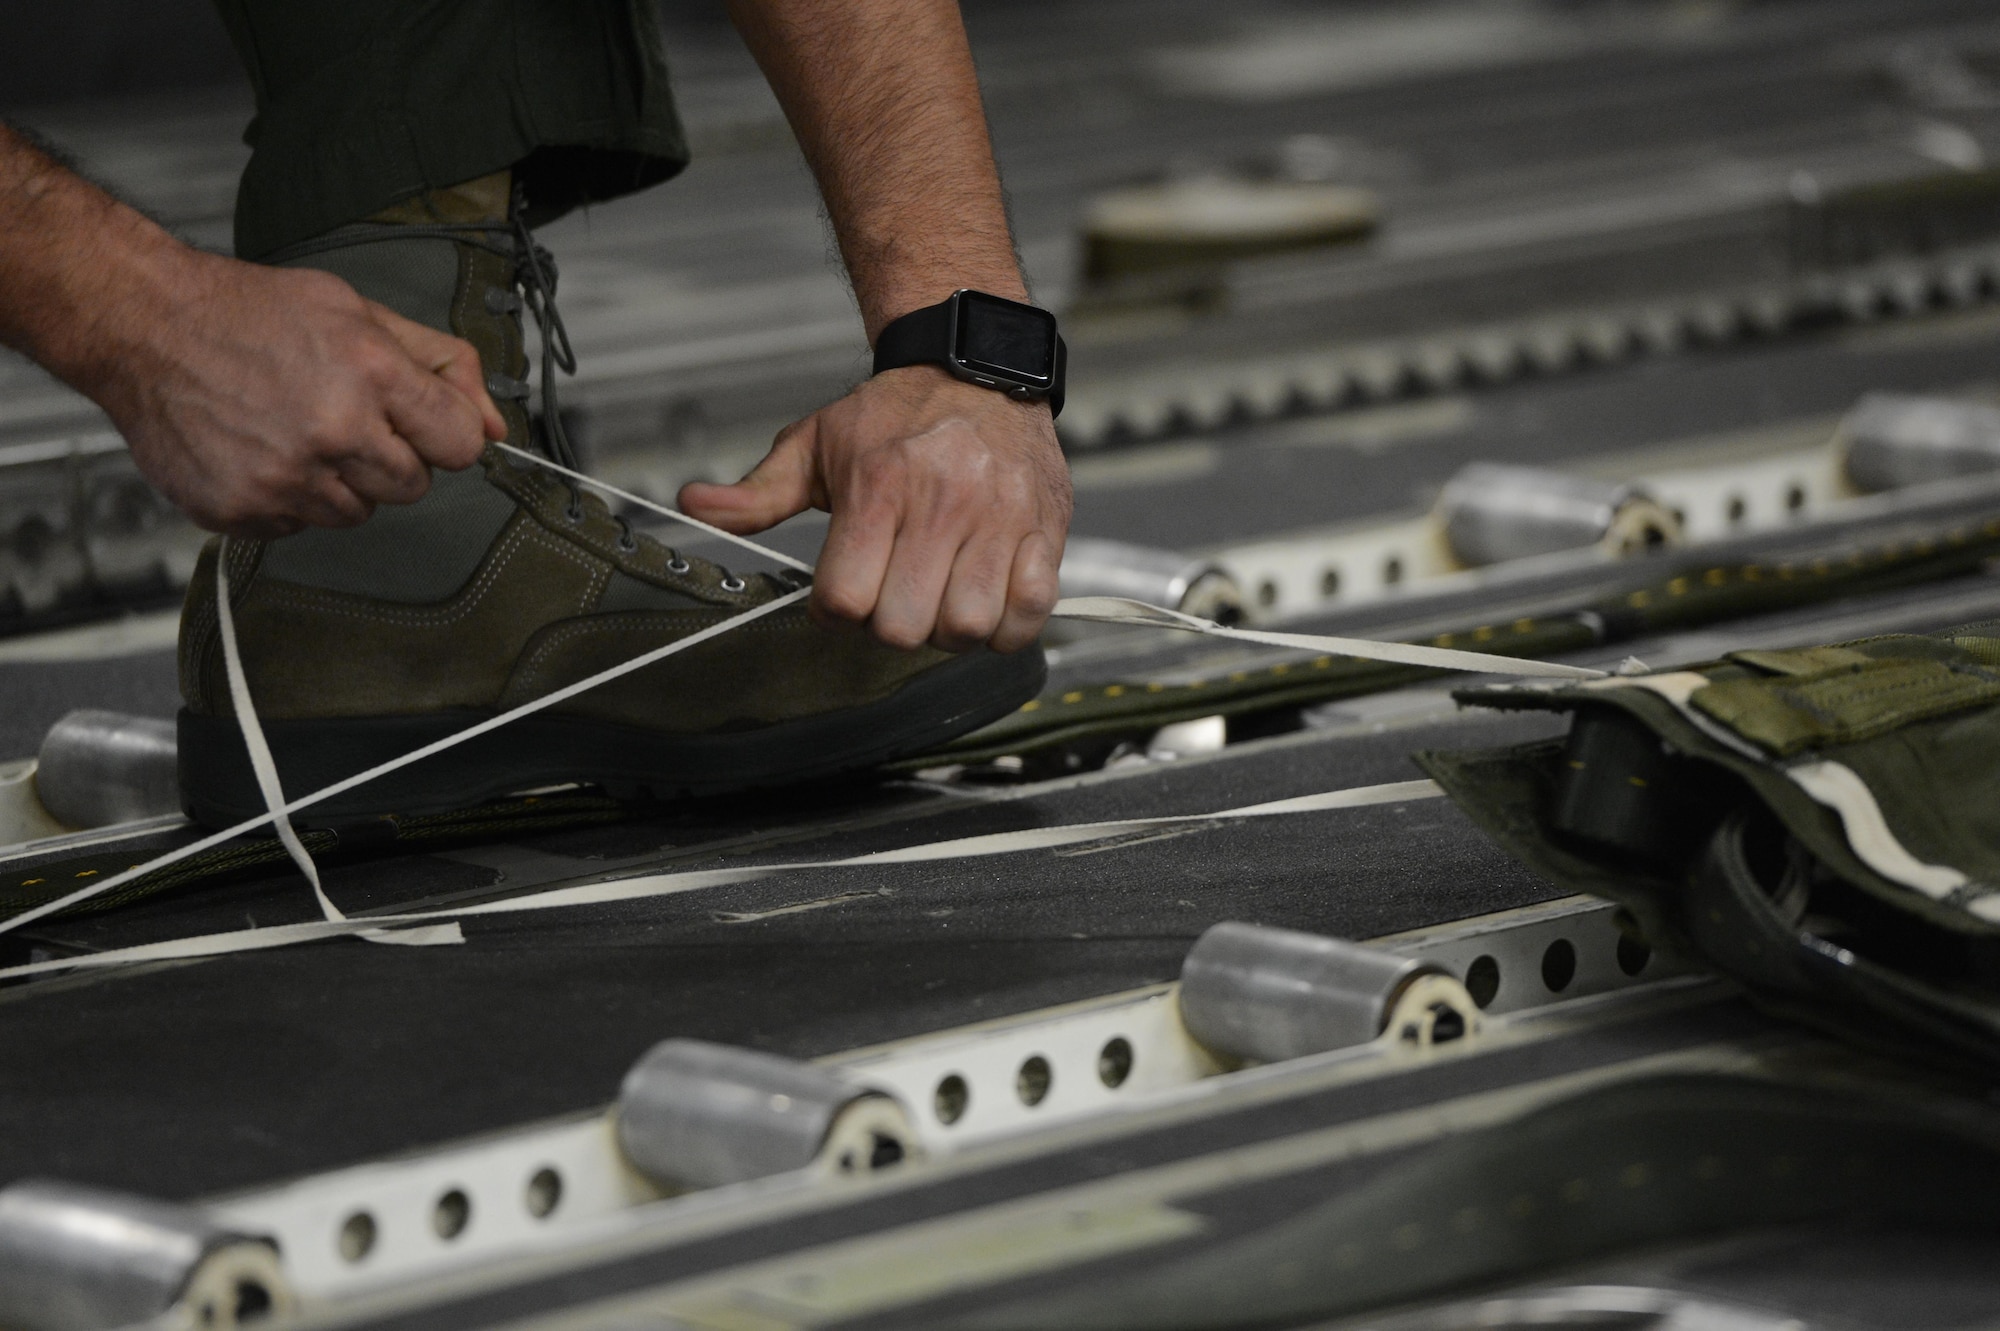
177, 647, 1045, 828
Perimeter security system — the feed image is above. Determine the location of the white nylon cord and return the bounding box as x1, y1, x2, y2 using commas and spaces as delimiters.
1051, 597, 1605, 680
0, 586, 808, 936
490, 441, 813, 574
0, 446, 1599, 942
497, 445, 1604, 680
0, 778, 1442, 980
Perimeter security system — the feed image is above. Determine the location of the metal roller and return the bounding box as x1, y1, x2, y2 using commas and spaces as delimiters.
1178, 921, 1480, 1064
1436, 463, 1678, 567
0, 1179, 291, 1331
1838, 392, 2000, 492
1058, 537, 1243, 624
616, 1039, 920, 1191
35, 710, 180, 829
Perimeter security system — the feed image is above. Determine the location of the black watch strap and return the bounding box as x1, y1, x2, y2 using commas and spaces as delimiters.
872, 294, 1066, 418
872, 299, 956, 378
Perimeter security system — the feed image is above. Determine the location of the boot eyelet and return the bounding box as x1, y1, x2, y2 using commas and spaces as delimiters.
616, 533, 638, 554
564, 502, 585, 525
666, 556, 692, 575
720, 575, 747, 593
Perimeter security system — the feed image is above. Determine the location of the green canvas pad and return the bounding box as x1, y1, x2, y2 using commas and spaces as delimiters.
1419, 621, 2000, 1070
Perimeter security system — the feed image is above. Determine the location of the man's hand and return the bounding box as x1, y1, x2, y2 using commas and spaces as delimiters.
681, 367, 1071, 653
91, 251, 506, 539
721, 0, 1075, 653
0, 122, 505, 540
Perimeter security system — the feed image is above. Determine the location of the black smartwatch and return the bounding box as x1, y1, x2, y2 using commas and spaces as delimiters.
872, 289, 1066, 417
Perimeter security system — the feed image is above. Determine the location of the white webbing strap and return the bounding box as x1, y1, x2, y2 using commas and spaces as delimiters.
217, 544, 463, 947
216, 542, 340, 922
0, 778, 1442, 979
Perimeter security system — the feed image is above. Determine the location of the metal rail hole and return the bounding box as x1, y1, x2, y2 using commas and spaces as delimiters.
1464, 954, 1500, 1009
433, 1188, 471, 1241
1098, 1037, 1134, 1089
1616, 933, 1652, 977
1382, 555, 1404, 586
1257, 579, 1279, 609
934, 1074, 969, 1125
1320, 567, 1341, 598
339, 1210, 377, 1264
1016, 1055, 1053, 1107
1541, 938, 1578, 993
525, 1167, 563, 1219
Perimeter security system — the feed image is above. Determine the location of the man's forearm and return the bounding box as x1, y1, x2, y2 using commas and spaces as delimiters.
727, 0, 1026, 342
0, 122, 185, 396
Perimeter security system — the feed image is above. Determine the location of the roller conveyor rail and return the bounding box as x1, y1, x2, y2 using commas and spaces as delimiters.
7, 3, 2000, 1323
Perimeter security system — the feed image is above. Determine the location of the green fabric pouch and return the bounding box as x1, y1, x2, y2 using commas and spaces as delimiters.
1415, 621, 2000, 1068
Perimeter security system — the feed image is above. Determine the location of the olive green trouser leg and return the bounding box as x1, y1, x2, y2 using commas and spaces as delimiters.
205, 0, 692, 260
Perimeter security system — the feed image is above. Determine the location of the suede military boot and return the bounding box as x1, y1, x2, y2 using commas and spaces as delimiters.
175, 174, 1044, 827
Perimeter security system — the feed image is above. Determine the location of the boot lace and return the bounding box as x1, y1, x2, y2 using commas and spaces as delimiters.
559, 480, 747, 589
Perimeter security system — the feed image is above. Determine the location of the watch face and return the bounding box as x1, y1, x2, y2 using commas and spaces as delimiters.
952, 292, 1058, 388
